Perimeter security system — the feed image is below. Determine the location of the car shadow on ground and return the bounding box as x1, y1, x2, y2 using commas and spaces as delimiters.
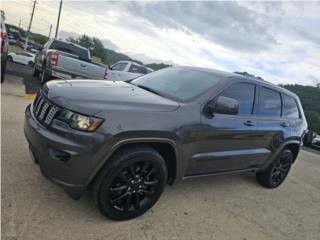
41, 169, 260, 223
6, 61, 41, 94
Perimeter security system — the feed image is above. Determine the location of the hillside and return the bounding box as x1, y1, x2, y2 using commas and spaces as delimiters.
281, 84, 320, 133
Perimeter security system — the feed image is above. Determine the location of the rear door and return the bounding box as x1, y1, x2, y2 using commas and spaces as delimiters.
255, 86, 286, 157
186, 82, 266, 176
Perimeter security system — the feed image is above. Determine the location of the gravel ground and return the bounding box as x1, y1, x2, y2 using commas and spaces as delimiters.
1, 75, 320, 240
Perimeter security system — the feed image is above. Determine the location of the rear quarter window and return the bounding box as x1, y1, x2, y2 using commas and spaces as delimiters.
257, 87, 282, 117
283, 94, 300, 119
129, 64, 147, 74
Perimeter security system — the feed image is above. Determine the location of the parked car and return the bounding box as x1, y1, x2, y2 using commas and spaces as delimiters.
8, 35, 17, 45
311, 136, 320, 149
108, 61, 153, 81
7, 52, 35, 66
29, 48, 40, 54
33, 38, 108, 84
24, 66, 307, 220
303, 130, 317, 147
1, 14, 8, 83
16, 40, 24, 49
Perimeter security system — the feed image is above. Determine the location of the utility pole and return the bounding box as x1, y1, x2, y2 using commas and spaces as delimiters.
48, 24, 52, 38
25, 0, 36, 50
55, 0, 62, 38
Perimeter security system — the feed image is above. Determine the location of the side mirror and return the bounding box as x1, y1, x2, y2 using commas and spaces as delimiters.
108, 64, 113, 70
204, 96, 239, 115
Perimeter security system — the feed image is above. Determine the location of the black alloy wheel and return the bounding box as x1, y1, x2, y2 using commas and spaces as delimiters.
109, 161, 160, 213
256, 149, 293, 188
93, 146, 167, 220
270, 153, 291, 186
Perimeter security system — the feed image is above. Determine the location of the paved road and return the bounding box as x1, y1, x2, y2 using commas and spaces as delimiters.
5, 62, 40, 94
1, 78, 320, 240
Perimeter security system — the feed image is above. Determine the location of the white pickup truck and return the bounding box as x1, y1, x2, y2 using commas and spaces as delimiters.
108, 61, 153, 81
33, 39, 108, 84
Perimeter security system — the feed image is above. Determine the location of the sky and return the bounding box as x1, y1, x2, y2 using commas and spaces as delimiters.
2, 0, 320, 86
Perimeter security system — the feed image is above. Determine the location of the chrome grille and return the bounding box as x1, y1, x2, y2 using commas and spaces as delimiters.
33, 93, 59, 126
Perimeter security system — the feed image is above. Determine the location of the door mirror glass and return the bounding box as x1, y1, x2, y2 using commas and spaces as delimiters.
205, 96, 239, 115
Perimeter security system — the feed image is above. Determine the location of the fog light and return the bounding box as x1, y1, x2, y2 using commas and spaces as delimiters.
48, 148, 70, 162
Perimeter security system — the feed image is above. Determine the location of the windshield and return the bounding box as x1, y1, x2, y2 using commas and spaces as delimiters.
131, 67, 225, 101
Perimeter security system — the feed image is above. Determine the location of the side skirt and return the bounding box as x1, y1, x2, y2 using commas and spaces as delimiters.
182, 167, 260, 180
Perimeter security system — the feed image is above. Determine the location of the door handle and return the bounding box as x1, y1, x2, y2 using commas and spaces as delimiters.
80, 64, 87, 67
244, 120, 255, 126
280, 122, 289, 127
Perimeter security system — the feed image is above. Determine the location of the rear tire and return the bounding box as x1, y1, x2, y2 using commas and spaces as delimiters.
32, 65, 40, 77
92, 146, 167, 220
40, 67, 51, 85
7, 56, 13, 62
256, 149, 293, 188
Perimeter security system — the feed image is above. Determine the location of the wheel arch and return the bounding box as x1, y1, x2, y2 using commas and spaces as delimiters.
284, 142, 300, 163
89, 139, 179, 187
260, 140, 301, 171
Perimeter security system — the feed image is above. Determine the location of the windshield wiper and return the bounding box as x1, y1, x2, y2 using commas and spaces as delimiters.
135, 84, 164, 97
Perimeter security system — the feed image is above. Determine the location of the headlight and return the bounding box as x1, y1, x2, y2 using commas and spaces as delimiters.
57, 110, 104, 132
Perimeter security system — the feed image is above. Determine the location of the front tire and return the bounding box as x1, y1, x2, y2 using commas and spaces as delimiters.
92, 146, 167, 220
256, 149, 293, 188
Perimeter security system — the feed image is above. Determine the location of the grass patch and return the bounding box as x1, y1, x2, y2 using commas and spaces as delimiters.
8, 45, 27, 53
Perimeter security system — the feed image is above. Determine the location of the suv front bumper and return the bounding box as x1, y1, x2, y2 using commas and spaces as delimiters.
24, 104, 110, 194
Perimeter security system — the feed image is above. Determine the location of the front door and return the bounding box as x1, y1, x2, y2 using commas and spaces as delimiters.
185, 82, 270, 176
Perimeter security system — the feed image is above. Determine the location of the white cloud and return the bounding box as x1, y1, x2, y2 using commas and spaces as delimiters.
2, 1, 320, 86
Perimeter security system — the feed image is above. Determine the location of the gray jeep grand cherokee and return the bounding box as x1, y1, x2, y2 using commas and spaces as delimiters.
24, 66, 307, 220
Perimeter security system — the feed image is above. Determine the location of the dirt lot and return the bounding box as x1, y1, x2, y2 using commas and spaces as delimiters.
1, 73, 320, 240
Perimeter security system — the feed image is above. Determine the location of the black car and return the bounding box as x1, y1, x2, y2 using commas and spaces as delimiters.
24, 67, 308, 220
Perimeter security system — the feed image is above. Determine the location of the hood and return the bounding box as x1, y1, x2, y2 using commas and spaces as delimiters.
43, 80, 180, 115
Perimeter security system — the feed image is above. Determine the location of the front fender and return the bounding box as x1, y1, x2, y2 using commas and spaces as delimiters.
84, 135, 183, 187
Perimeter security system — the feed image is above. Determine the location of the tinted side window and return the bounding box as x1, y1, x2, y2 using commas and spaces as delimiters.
220, 83, 255, 115
283, 95, 299, 119
257, 87, 281, 117
129, 64, 147, 74
50, 41, 89, 60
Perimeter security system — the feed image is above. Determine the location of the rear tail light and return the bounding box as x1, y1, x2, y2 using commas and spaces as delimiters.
50, 52, 59, 66
0, 32, 6, 40
104, 68, 108, 80
0, 32, 7, 52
